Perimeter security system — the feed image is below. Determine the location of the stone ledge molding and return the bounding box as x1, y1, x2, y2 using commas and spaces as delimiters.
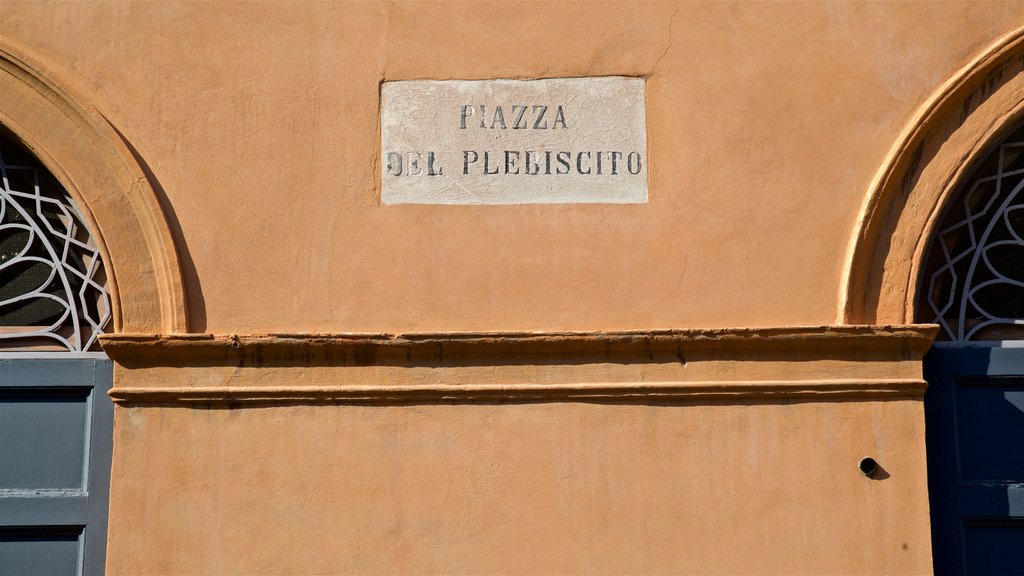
0, 39, 188, 333
101, 325, 937, 404
842, 25, 1024, 325
108, 380, 927, 404
100, 325, 938, 361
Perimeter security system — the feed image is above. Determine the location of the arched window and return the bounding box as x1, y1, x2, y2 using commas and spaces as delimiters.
918, 121, 1024, 340
0, 129, 111, 351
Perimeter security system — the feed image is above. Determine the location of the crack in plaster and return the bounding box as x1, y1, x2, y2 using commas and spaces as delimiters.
650, 2, 680, 76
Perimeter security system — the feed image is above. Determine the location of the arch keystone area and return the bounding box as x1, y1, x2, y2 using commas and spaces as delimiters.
0, 40, 187, 333
841, 26, 1024, 325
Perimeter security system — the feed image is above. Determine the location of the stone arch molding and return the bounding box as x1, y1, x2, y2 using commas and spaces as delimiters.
841, 26, 1024, 325
0, 40, 187, 333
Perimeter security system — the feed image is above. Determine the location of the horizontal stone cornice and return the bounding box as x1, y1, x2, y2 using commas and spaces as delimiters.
107, 379, 927, 404
99, 325, 938, 404
100, 325, 938, 364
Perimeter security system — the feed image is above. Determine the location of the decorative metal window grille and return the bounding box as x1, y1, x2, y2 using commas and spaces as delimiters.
920, 122, 1024, 341
0, 131, 110, 351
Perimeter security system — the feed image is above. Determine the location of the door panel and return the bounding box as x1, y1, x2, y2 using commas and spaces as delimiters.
0, 527, 84, 576
0, 357, 113, 576
926, 346, 1024, 575
954, 379, 1024, 483
963, 521, 1024, 575
0, 388, 90, 489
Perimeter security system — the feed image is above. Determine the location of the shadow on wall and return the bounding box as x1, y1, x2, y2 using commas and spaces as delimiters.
102, 331, 922, 370
106, 120, 208, 332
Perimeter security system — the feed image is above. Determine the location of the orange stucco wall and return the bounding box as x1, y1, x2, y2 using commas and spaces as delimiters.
4, 1, 1021, 334
111, 398, 930, 574
3, 1, 1023, 573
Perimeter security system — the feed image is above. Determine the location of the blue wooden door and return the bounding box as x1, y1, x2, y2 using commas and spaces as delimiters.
0, 356, 113, 576
926, 345, 1024, 574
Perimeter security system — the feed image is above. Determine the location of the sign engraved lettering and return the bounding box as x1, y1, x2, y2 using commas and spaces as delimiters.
380, 77, 647, 204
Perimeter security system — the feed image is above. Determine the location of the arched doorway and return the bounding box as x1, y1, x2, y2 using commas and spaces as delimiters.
918, 120, 1024, 575
0, 42, 189, 575
0, 129, 114, 575
835, 25, 1024, 574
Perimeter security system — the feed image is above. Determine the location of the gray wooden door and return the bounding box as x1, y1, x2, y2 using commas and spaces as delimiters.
0, 356, 113, 576
925, 345, 1024, 575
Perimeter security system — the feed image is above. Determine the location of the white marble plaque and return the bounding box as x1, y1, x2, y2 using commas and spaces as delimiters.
380, 77, 647, 204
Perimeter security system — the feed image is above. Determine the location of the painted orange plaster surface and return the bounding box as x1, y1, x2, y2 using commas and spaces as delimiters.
109, 399, 930, 575
3, 1, 1021, 333
2, 2, 1021, 574
96, 328, 937, 574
